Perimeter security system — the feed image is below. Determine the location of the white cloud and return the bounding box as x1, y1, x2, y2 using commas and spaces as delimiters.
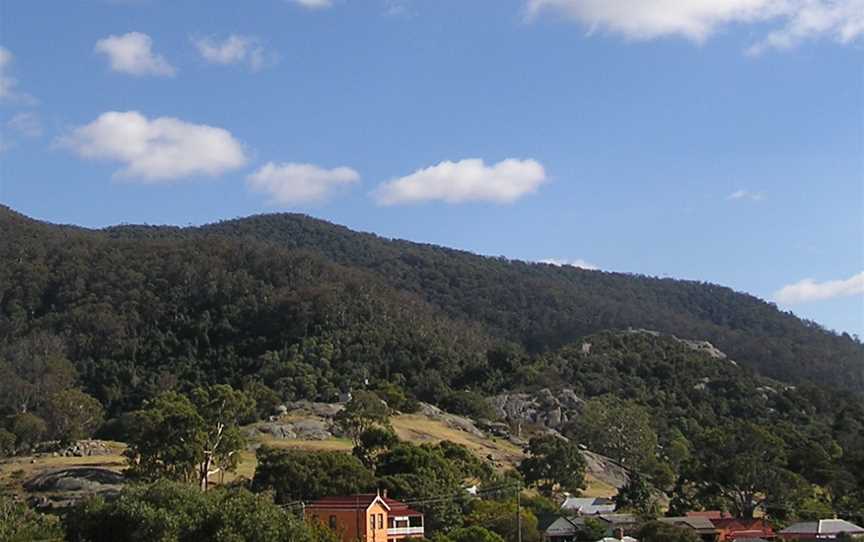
247, 162, 360, 205
0, 46, 36, 104
374, 158, 547, 205
727, 189, 764, 201
95, 32, 176, 76
775, 271, 864, 304
192, 34, 273, 71
384, 0, 411, 16
290, 0, 333, 9
59, 111, 247, 181
524, 0, 864, 51
6, 112, 42, 138
540, 258, 599, 270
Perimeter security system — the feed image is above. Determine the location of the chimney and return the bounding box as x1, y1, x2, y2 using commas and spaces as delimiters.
383, 489, 388, 498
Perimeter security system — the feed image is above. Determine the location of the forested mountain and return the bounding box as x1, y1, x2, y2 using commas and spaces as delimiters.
3, 205, 864, 522
101, 210, 864, 393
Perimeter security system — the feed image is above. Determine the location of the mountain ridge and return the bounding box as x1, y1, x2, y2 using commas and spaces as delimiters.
2, 205, 862, 394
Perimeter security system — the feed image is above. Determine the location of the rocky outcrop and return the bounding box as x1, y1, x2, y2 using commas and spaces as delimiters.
415, 403, 486, 438
25, 468, 126, 508
33, 440, 117, 458
284, 401, 345, 418
582, 449, 631, 489
254, 419, 333, 441
490, 388, 584, 430
625, 328, 729, 360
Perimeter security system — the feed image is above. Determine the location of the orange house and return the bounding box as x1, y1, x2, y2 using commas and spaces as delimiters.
685, 511, 776, 540
306, 492, 425, 542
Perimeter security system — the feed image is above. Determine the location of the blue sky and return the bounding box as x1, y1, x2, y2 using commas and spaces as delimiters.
1, 0, 862, 336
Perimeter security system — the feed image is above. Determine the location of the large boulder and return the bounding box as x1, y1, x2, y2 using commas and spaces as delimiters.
24, 468, 126, 508
490, 388, 583, 430
254, 419, 333, 441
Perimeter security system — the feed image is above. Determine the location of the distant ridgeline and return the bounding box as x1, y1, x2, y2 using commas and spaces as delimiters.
1, 205, 862, 411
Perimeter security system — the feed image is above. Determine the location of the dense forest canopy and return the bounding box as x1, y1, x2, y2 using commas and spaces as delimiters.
2, 204, 862, 405
110, 211, 864, 392
2, 204, 864, 526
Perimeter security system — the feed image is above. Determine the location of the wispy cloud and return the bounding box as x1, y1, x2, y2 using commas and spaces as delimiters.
775, 271, 864, 304
727, 189, 765, 201
525, 0, 864, 53
59, 111, 247, 181
374, 158, 547, 205
191, 34, 275, 71
0, 46, 36, 104
290, 0, 333, 9
6, 112, 42, 138
540, 258, 599, 270
247, 162, 360, 205
95, 32, 176, 76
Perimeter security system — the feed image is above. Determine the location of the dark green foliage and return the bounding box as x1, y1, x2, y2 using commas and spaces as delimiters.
353, 426, 399, 467
440, 390, 496, 420
0, 333, 76, 416
43, 388, 104, 444
580, 517, 608, 541
123, 392, 206, 482
122, 385, 252, 490
334, 391, 392, 447
242, 380, 282, 421
2, 207, 863, 522
64, 480, 339, 542
463, 499, 541, 542
0, 495, 63, 541
614, 472, 657, 517
187, 211, 863, 393
437, 526, 505, 542
519, 495, 560, 531
377, 442, 468, 533
684, 422, 806, 519
252, 447, 376, 503
373, 381, 421, 413
0, 428, 15, 457
518, 435, 586, 497
636, 521, 700, 542
569, 395, 657, 469
189, 384, 255, 490
8, 412, 46, 450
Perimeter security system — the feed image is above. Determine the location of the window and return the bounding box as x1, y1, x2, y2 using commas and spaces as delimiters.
378, 513, 384, 529
329, 516, 337, 530
409, 516, 423, 527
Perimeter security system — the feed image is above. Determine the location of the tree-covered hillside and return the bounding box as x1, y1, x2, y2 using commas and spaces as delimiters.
102, 211, 864, 393
0, 206, 491, 413
2, 205, 864, 523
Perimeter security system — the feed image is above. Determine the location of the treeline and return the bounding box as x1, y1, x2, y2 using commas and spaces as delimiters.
188, 212, 864, 392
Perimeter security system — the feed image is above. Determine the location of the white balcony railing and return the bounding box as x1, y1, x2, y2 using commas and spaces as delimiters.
386, 526, 425, 536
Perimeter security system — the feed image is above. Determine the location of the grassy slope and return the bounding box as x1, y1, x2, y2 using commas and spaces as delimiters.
0, 413, 615, 500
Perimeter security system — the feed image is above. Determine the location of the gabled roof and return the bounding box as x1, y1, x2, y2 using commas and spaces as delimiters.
307, 494, 396, 512
596, 514, 639, 525
561, 497, 617, 515
660, 516, 718, 532
710, 517, 774, 536
546, 516, 581, 536
780, 519, 864, 535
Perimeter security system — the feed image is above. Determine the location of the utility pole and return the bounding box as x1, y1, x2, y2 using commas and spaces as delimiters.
516, 482, 522, 542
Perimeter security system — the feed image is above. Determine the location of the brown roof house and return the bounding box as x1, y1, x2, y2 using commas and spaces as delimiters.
306, 492, 424, 542
659, 516, 721, 541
